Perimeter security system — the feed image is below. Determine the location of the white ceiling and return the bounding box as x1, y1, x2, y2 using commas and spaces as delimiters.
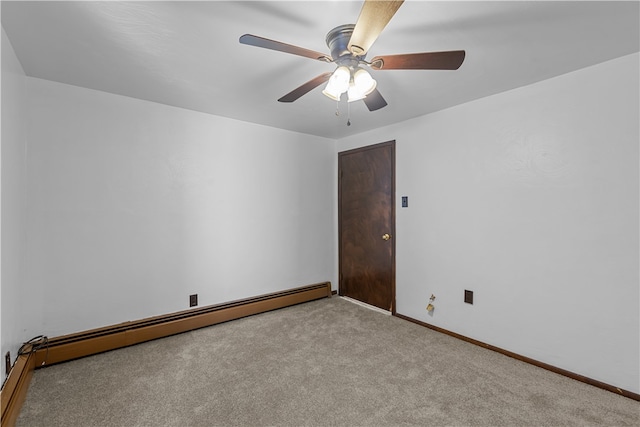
2, 1, 639, 139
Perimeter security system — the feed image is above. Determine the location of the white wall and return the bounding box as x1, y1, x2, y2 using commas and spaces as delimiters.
338, 53, 639, 394
2, 27, 37, 368
25, 77, 336, 337
3, 24, 636, 395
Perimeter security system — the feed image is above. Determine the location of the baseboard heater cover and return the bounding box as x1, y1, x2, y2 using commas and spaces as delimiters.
394, 313, 640, 402
34, 282, 332, 367
0, 351, 36, 427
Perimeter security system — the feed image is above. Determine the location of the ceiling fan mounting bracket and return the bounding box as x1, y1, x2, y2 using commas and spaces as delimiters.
350, 45, 365, 56
370, 58, 384, 70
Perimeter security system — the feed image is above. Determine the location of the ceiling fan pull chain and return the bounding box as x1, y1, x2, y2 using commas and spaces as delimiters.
347, 99, 351, 126
335, 100, 340, 116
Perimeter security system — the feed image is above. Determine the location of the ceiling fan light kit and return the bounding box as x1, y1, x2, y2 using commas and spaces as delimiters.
239, 0, 465, 117
323, 65, 377, 103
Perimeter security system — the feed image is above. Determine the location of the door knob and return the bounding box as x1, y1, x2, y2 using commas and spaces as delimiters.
382, 233, 391, 241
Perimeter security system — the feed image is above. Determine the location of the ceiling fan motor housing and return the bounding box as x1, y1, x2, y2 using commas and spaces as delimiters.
326, 24, 366, 66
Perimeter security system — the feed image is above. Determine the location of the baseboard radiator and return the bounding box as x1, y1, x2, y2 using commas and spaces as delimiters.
0, 282, 332, 425
1, 351, 36, 427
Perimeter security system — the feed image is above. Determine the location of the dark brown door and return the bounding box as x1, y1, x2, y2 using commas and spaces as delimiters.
339, 141, 395, 312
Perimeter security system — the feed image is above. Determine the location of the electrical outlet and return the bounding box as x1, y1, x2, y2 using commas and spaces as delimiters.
189, 294, 198, 307
464, 290, 474, 305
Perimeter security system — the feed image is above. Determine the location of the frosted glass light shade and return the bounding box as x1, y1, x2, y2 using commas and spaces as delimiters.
354, 68, 376, 95
322, 66, 350, 101
347, 81, 366, 102
347, 68, 377, 102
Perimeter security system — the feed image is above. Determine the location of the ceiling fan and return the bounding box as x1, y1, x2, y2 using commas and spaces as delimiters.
239, 0, 465, 112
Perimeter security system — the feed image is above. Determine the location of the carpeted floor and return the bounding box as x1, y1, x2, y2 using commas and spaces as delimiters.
17, 297, 640, 426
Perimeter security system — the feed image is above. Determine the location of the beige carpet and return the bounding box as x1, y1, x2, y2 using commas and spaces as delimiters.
17, 297, 639, 426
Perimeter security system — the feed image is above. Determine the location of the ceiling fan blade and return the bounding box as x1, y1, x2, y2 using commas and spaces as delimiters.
370, 51, 466, 70
348, 0, 404, 56
240, 34, 331, 62
278, 72, 333, 103
363, 88, 388, 111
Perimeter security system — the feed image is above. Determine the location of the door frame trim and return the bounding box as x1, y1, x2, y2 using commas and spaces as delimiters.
338, 140, 396, 314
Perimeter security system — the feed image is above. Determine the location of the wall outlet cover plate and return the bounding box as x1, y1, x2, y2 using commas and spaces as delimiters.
464, 290, 474, 304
